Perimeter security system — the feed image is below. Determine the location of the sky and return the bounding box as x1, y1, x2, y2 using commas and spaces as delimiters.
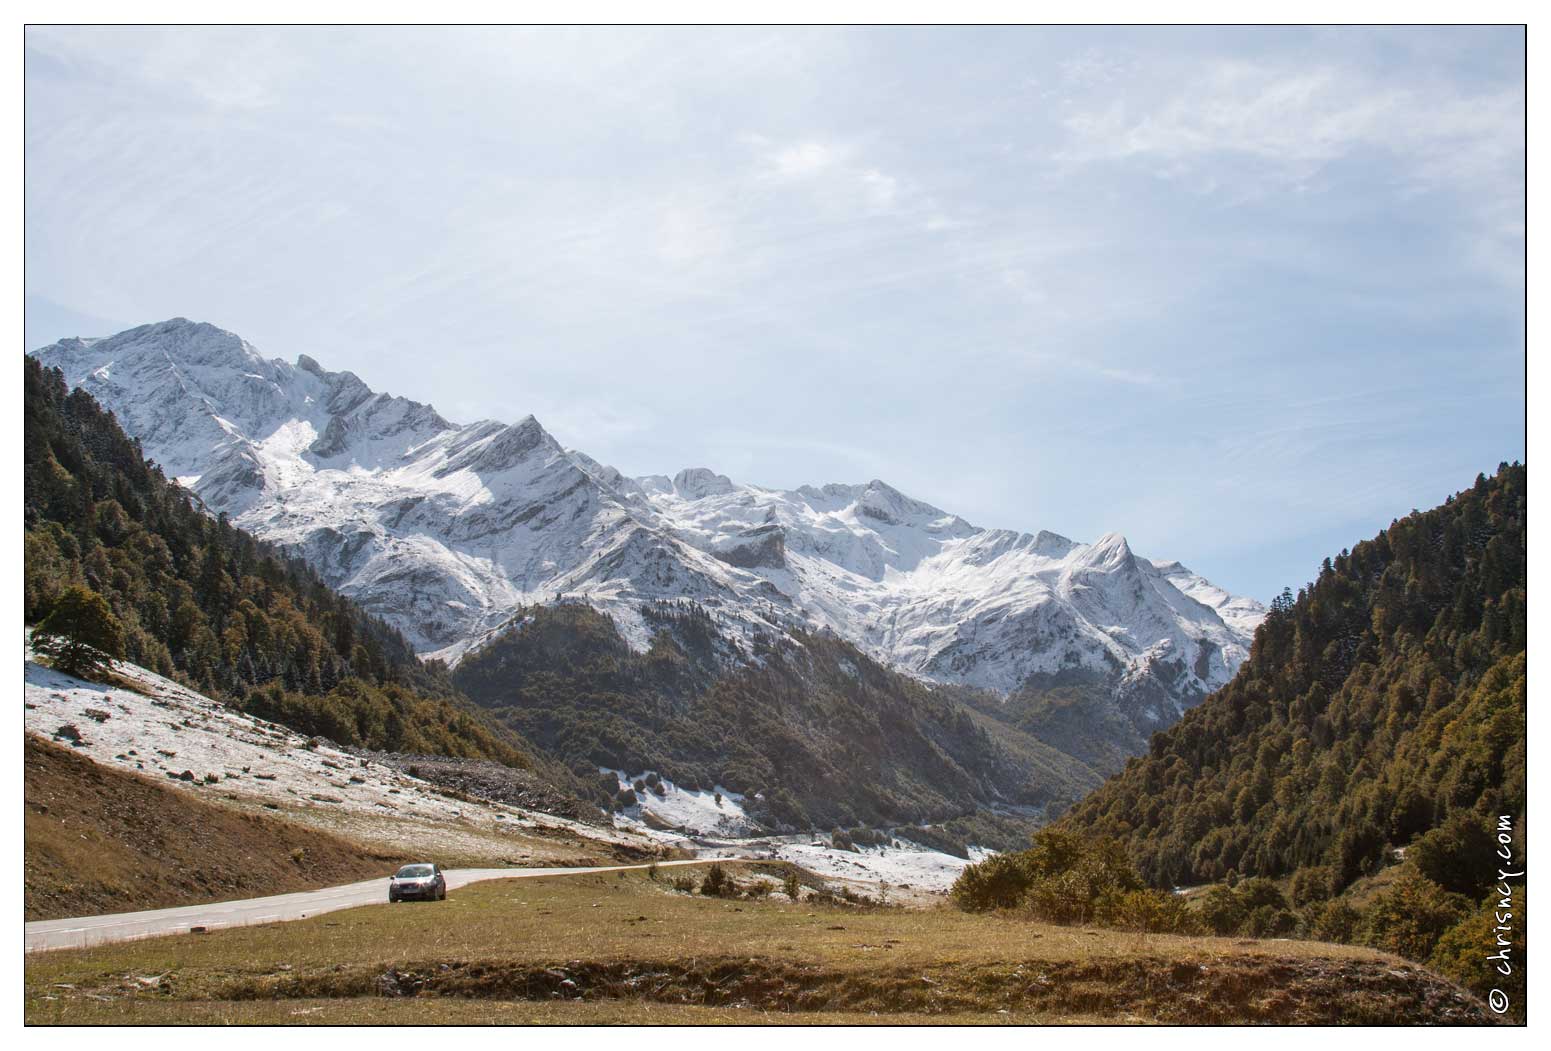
23, 26, 1525, 602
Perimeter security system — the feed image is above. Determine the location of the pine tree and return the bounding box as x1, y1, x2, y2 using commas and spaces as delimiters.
33, 584, 124, 679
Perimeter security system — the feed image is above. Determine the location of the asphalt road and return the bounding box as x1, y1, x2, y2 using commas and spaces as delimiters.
25, 859, 717, 953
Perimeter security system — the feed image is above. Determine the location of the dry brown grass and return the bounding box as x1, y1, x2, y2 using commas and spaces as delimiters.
23, 996, 1116, 1025
24, 735, 402, 920
25, 867, 1493, 1025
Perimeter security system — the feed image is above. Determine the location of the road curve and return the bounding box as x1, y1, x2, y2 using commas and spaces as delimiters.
26, 859, 721, 953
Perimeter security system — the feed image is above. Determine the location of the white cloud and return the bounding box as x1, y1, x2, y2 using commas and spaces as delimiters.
1060, 58, 1523, 198
657, 205, 731, 265
1053, 55, 1523, 295
858, 169, 899, 210
749, 136, 917, 219
770, 140, 842, 178
27, 26, 298, 111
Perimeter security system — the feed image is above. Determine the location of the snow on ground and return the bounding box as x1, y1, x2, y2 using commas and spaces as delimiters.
22, 646, 656, 861
692, 835, 992, 898
603, 769, 757, 838
23, 642, 985, 899
597, 771, 988, 895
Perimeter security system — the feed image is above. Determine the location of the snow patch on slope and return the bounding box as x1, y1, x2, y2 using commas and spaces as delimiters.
22, 644, 648, 850
603, 769, 757, 838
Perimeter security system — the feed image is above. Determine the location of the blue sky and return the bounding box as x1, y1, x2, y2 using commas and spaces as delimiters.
24, 26, 1524, 601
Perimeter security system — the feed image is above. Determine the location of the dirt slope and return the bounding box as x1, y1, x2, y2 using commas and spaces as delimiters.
25, 735, 401, 920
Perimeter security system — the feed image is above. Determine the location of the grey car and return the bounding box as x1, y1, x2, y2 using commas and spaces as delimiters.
388, 863, 447, 902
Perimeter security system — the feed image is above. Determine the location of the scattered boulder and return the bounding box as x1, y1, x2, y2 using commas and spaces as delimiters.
376, 968, 425, 998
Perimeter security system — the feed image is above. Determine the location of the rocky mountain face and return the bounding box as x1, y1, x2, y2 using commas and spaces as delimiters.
31, 318, 1265, 757
449, 601, 1107, 831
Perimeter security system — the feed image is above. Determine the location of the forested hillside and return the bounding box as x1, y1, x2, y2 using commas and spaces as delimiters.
964, 674, 1148, 775
23, 356, 550, 770
453, 602, 1103, 834
1065, 463, 1525, 892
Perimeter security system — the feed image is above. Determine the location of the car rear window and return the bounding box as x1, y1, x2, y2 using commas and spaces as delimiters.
396, 865, 434, 878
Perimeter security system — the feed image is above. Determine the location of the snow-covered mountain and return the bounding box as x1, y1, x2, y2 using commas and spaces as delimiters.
30, 318, 1264, 729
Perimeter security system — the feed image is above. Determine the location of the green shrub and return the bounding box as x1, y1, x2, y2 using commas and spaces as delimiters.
1308, 900, 1361, 943
951, 828, 1149, 927
1192, 877, 1296, 937
1242, 904, 1297, 938
1429, 885, 1524, 1020
1290, 866, 1336, 906
699, 863, 731, 898
1096, 889, 1201, 934
1410, 814, 1496, 898
949, 852, 1033, 912
847, 826, 890, 848
1023, 827, 1088, 878
1233, 877, 1288, 913
1358, 874, 1471, 960
1023, 837, 1147, 930
1198, 884, 1248, 935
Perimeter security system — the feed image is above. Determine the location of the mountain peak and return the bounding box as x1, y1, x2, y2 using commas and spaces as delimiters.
37, 317, 1264, 718
141, 317, 256, 359
1032, 529, 1077, 558
446, 414, 558, 475
1065, 531, 1137, 575
673, 467, 735, 498
34, 316, 255, 367
854, 477, 955, 528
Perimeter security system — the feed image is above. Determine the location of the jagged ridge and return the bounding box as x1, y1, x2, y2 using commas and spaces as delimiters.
31, 319, 1266, 755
